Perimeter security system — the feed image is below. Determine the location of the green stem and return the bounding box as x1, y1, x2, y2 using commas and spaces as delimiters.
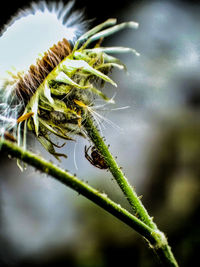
83, 116, 179, 266
83, 115, 156, 229
0, 139, 178, 266
0, 139, 156, 243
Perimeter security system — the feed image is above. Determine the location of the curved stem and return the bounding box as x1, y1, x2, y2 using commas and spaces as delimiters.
0, 140, 154, 238
83, 116, 178, 266
83, 115, 157, 229
0, 139, 178, 266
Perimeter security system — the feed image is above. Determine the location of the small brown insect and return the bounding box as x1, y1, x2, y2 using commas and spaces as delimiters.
85, 145, 108, 169
4, 131, 17, 142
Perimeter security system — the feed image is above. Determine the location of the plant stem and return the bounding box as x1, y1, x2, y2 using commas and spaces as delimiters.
0, 139, 156, 242
83, 115, 157, 229
83, 116, 179, 266
1, 139, 178, 266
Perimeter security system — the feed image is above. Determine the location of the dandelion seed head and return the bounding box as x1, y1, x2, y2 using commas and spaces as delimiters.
0, 1, 85, 136
0, 1, 138, 160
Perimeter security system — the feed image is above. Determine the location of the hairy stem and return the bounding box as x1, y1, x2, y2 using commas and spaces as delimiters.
83, 116, 179, 266
84, 115, 157, 229
0, 139, 178, 266
1, 139, 157, 242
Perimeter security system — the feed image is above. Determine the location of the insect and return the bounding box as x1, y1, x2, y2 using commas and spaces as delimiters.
3, 131, 17, 142
85, 145, 108, 169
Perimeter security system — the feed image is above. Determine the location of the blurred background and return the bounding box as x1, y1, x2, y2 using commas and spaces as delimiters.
0, 0, 200, 266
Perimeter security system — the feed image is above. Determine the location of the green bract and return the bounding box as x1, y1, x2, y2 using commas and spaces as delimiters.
17, 19, 139, 159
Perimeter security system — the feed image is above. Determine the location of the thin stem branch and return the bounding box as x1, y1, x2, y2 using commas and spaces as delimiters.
0, 139, 178, 266
83, 116, 179, 266
1, 139, 154, 242
83, 115, 157, 229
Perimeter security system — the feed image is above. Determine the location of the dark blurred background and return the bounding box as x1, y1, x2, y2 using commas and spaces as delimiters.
1, 0, 200, 266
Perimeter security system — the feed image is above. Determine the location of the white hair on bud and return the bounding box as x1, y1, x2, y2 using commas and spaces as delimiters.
0, 1, 86, 137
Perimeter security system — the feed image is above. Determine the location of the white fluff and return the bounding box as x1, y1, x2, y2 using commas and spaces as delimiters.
0, 1, 84, 76
0, 1, 85, 135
